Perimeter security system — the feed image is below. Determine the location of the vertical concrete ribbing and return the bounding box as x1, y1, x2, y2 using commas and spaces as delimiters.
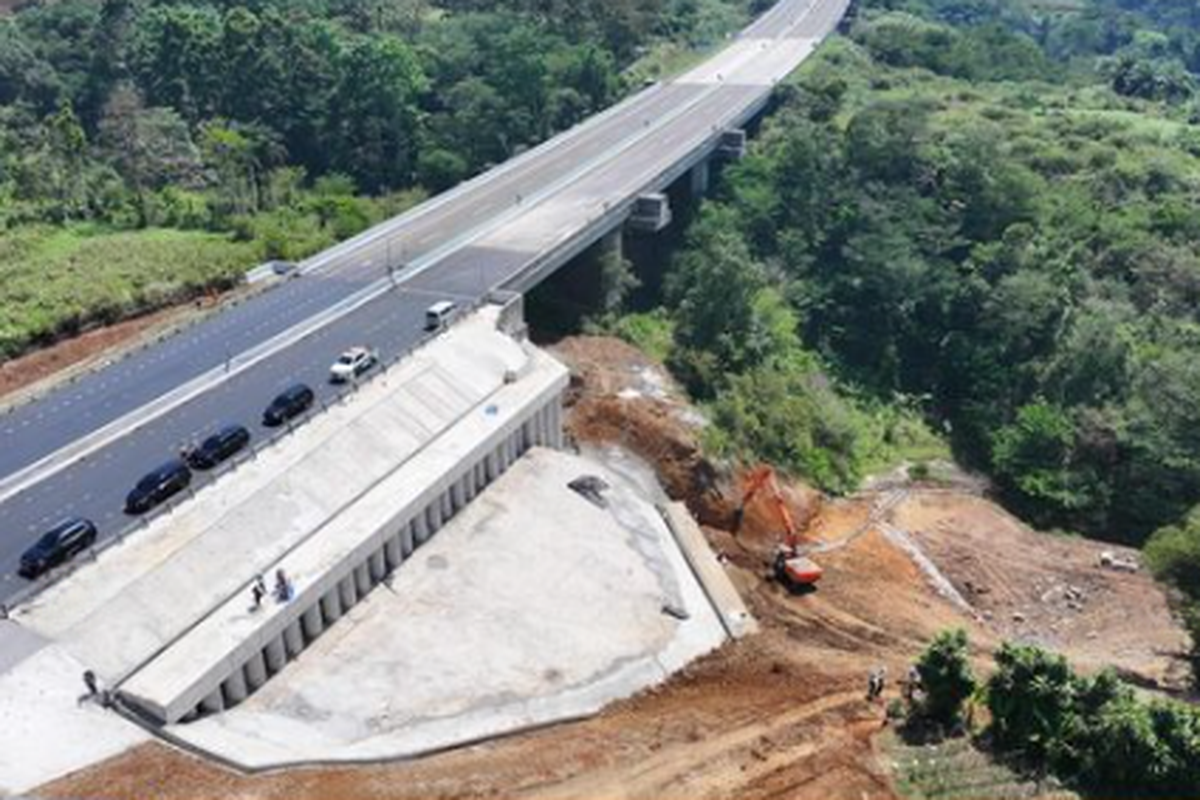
385, 536, 402, 569
354, 562, 372, 595
405, 518, 420, 551
428, 502, 443, 533
440, 491, 453, 520
321, 588, 342, 624
304, 604, 328, 642
222, 668, 247, 706
244, 651, 268, 691
200, 689, 224, 715
339, 575, 357, 609
286, 619, 307, 655
264, 637, 287, 674
551, 400, 564, 448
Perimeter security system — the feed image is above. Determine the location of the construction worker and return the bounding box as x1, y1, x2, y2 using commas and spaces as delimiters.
903, 664, 923, 704
867, 666, 887, 701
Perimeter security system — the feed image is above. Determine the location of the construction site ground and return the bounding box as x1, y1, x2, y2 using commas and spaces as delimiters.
37, 335, 1190, 800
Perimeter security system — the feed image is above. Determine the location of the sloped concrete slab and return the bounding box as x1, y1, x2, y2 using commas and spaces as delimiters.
170, 448, 729, 768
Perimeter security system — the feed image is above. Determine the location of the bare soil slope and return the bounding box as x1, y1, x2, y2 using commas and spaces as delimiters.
896, 493, 1190, 690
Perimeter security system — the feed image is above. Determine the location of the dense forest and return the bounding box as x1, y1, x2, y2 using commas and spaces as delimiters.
604, 0, 1200, 649
0, 0, 756, 356
634, 0, 1200, 543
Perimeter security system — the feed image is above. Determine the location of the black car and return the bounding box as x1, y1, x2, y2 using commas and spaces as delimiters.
263, 383, 315, 427
125, 459, 192, 514
18, 518, 97, 579
187, 424, 251, 469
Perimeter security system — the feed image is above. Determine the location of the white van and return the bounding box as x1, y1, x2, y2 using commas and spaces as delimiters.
424, 300, 458, 331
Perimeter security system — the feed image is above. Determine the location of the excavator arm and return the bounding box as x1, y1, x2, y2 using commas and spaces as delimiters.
733, 465, 823, 589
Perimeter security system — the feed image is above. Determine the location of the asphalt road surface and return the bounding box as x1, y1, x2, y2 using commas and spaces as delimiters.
0, 0, 849, 599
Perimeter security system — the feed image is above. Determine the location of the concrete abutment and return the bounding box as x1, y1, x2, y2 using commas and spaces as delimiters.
150, 374, 568, 724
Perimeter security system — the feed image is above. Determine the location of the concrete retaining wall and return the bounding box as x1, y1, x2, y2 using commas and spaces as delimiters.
118, 335, 568, 725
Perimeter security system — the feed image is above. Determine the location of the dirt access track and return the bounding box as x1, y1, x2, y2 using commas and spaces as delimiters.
38, 336, 1189, 800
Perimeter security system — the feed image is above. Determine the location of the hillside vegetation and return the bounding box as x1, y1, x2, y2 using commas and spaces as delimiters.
629, 0, 1200, 541
0, 0, 757, 357
596, 0, 1200, 667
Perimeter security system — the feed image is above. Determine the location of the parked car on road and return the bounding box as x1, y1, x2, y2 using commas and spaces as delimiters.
125, 460, 192, 514
425, 300, 458, 331
186, 424, 251, 470
18, 517, 97, 579
263, 383, 315, 427
329, 346, 377, 383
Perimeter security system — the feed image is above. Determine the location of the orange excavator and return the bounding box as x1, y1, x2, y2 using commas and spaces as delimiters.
731, 465, 823, 591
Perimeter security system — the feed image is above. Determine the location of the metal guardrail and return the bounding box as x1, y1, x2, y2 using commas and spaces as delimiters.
2, 292, 493, 615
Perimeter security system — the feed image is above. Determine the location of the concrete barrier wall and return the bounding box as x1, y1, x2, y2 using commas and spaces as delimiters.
121, 380, 565, 725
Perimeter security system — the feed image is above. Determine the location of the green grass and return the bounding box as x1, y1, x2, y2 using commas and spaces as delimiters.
598, 308, 676, 363
0, 225, 257, 359
881, 731, 1079, 800
857, 404, 952, 478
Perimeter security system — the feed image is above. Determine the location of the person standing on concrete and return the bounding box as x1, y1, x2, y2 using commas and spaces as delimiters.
251, 582, 265, 611
274, 569, 292, 603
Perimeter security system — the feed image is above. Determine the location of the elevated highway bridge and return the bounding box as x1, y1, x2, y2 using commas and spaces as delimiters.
0, 0, 851, 605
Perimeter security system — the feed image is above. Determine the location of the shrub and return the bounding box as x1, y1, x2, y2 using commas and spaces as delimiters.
914, 628, 976, 729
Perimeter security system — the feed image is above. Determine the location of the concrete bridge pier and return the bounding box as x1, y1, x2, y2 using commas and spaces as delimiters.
690, 160, 711, 196
600, 227, 624, 263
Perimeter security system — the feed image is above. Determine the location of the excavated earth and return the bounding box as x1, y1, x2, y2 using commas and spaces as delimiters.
36, 335, 1190, 800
